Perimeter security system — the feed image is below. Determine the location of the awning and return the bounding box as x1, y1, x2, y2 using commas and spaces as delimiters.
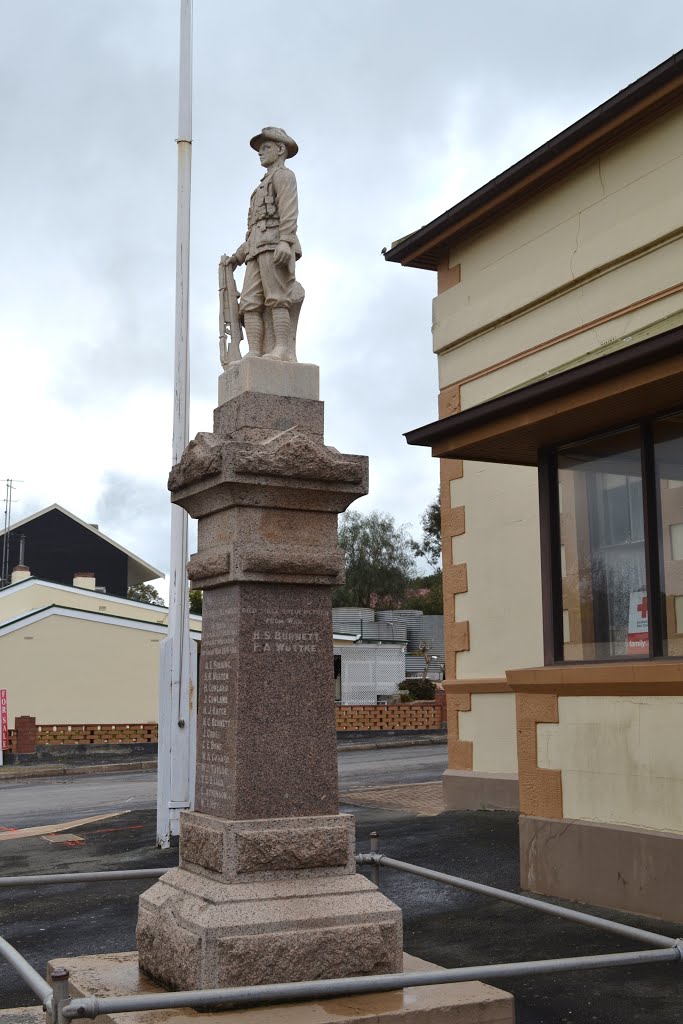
405, 328, 683, 466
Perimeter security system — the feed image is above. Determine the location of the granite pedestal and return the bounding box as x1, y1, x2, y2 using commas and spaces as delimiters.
137, 361, 403, 990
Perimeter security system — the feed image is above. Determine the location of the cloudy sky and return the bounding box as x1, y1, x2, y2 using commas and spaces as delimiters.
1, 2, 681, 594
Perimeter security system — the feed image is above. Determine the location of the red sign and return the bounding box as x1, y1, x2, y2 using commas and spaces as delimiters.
0, 690, 7, 751
627, 591, 649, 655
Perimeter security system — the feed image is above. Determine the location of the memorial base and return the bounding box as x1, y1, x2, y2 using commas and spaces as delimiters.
46, 951, 515, 1024
137, 812, 403, 991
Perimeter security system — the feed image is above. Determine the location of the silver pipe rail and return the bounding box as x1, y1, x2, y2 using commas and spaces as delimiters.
61, 947, 682, 1018
1, 846, 680, 1021
356, 852, 679, 950
0, 935, 53, 1005
0, 868, 166, 888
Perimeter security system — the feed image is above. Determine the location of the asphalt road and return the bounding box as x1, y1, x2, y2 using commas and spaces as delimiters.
0, 746, 447, 829
1, 804, 681, 1023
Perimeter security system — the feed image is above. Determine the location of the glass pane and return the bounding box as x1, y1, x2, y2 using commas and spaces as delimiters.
557, 427, 646, 660
654, 411, 683, 657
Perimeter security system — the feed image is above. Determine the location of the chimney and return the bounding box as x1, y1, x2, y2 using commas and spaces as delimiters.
11, 565, 31, 584
73, 571, 97, 590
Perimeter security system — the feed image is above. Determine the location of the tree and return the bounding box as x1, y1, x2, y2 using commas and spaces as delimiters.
189, 589, 203, 615
127, 582, 165, 606
333, 510, 416, 608
399, 677, 437, 701
408, 571, 443, 615
411, 493, 442, 569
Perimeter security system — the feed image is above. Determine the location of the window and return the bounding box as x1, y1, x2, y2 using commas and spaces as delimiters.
545, 410, 683, 662
653, 413, 683, 657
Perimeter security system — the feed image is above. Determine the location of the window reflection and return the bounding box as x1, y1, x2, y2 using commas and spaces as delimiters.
558, 428, 646, 660
654, 413, 683, 657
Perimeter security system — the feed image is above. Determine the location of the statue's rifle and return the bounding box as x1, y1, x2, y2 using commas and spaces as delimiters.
218, 257, 243, 369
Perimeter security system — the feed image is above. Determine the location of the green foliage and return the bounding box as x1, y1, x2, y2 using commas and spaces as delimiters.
407, 571, 443, 615
411, 493, 442, 569
189, 589, 203, 615
399, 678, 437, 701
127, 582, 165, 606
332, 510, 416, 608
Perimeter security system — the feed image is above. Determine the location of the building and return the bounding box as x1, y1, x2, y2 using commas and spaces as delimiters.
0, 504, 162, 597
0, 573, 201, 725
0, 505, 202, 727
385, 50, 683, 920
332, 607, 444, 702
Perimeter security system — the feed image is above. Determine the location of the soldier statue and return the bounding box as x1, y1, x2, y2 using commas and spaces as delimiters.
220, 127, 304, 365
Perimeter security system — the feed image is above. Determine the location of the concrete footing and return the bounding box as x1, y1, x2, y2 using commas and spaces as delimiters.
520, 814, 683, 922
45, 951, 515, 1024
443, 770, 519, 811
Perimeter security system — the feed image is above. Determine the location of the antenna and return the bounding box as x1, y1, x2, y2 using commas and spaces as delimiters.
1, 480, 23, 587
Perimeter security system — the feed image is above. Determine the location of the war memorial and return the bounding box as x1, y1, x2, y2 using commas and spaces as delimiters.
41, 128, 513, 1023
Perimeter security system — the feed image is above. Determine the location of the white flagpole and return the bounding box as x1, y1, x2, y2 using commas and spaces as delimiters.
157, 0, 196, 848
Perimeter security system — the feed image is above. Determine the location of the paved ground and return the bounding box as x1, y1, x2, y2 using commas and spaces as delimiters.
0, 747, 448, 830
1, 777, 681, 1023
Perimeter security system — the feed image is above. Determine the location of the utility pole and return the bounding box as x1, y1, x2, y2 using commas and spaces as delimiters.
1, 480, 21, 587
157, 0, 197, 848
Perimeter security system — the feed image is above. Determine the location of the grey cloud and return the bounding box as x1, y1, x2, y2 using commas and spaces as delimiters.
3, 1, 682, 542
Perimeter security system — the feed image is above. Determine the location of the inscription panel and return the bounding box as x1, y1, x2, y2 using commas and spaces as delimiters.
194, 584, 338, 821
194, 597, 239, 816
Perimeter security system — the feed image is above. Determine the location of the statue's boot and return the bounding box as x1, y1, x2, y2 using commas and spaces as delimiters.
243, 312, 264, 356
264, 307, 296, 362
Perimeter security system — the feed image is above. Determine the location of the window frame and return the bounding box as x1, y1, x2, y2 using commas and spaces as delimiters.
540, 411, 681, 664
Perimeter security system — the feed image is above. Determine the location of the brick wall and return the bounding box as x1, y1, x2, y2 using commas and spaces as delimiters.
6, 703, 445, 751
7, 722, 158, 751
335, 701, 444, 731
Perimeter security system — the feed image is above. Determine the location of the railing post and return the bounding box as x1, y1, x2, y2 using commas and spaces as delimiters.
369, 831, 380, 889
50, 966, 71, 1024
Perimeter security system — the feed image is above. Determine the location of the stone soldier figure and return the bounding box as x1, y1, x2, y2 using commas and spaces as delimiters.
223, 127, 304, 363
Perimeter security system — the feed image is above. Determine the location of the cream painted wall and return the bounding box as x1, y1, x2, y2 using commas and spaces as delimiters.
436, 106, 683, 690
0, 581, 170, 626
452, 462, 543, 677
457, 692, 518, 773
538, 696, 683, 834
433, 106, 683, 375
2, 614, 162, 723
455, 253, 683, 406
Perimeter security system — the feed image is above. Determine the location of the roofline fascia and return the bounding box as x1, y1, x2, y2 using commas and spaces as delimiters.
385, 50, 683, 270
0, 603, 202, 637
0, 503, 165, 582
404, 328, 683, 448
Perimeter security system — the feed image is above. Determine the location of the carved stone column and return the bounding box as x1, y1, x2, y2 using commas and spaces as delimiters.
137, 363, 403, 991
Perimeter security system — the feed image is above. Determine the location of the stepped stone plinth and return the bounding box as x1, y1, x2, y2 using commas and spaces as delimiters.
136, 368, 403, 990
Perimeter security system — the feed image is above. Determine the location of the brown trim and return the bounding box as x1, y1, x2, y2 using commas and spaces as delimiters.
440, 442, 467, 680
384, 52, 683, 269
407, 328, 683, 455
443, 679, 511, 694
516, 693, 563, 819
441, 503, 465, 538
408, 337, 683, 467
445, 690, 473, 770
444, 562, 467, 596
438, 382, 461, 419
507, 659, 683, 695
437, 260, 461, 294
451, 279, 683, 390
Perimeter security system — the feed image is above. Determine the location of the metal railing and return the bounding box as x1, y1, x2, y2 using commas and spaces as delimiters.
0, 836, 680, 1021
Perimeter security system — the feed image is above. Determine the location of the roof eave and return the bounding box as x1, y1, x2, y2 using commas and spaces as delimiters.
384, 49, 683, 270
